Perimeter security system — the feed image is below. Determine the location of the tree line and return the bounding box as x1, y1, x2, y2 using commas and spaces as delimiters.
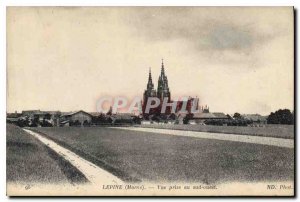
266, 109, 294, 125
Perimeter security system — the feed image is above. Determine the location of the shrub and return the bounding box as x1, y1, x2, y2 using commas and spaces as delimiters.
267, 109, 294, 125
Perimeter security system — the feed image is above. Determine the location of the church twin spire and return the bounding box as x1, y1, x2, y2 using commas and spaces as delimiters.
142, 59, 174, 116
147, 67, 154, 90
161, 59, 165, 77
145, 59, 171, 101
146, 59, 167, 91
157, 58, 169, 94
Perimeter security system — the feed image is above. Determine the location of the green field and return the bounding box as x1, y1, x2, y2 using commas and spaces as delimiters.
6, 124, 87, 184
137, 124, 294, 139
33, 126, 294, 184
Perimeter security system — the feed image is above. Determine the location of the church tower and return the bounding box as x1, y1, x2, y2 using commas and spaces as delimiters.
144, 68, 156, 98
142, 68, 157, 117
157, 59, 171, 102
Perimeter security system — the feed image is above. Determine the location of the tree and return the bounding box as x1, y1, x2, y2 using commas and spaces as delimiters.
133, 116, 141, 124
226, 114, 233, 119
183, 117, 189, 124
44, 113, 51, 120
92, 113, 108, 125
151, 115, 161, 123
106, 107, 113, 116
17, 117, 29, 127
267, 109, 294, 125
168, 113, 176, 120
183, 113, 194, 124
70, 120, 81, 126
233, 112, 243, 120
30, 115, 40, 127
41, 119, 53, 127
83, 120, 90, 127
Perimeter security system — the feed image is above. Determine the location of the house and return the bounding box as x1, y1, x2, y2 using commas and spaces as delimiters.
21, 110, 62, 126
22, 110, 42, 118
188, 112, 230, 124
108, 113, 137, 125
7, 111, 22, 119
213, 113, 230, 119
6, 112, 22, 124
89, 112, 102, 117
242, 114, 267, 125
60, 110, 93, 126
22, 110, 41, 115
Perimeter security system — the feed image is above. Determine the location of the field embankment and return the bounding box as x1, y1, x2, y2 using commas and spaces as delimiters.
6, 124, 88, 185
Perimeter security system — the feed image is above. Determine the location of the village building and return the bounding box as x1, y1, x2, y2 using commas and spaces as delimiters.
7, 111, 22, 118
60, 110, 93, 126
108, 113, 136, 125
242, 114, 267, 125
6, 111, 22, 124
188, 112, 230, 125
22, 110, 42, 118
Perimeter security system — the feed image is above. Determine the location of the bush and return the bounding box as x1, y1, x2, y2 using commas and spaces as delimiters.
40, 120, 53, 127
133, 117, 141, 124
16, 118, 30, 127
204, 120, 224, 126
267, 109, 294, 125
83, 120, 90, 127
70, 120, 81, 126
226, 119, 249, 126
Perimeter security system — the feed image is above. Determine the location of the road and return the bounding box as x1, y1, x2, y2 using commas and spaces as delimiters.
113, 127, 294, 148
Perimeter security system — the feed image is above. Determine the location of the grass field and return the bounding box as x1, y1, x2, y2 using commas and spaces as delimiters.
33, 126, 294, 184
6, 124, 88, 184
136, 124, 294, 139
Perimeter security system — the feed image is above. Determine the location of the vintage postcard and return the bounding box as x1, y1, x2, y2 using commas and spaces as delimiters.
6, 7, 294, 196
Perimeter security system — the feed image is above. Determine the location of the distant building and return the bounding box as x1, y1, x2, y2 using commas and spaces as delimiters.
22, 110, 42, 118
242, 114, 267, 125
189, 112, 230, 124
6, 111, 22, 119
20, 110, 61, 126
89, 112, 102, 117
108, 113, 137, 125
60, 110, 93, 126
6, 111, 21, 124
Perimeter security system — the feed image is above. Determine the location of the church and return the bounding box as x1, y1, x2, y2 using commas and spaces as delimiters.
142, 60, 202, 119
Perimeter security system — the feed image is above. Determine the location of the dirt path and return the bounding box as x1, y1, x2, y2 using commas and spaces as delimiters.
113, 127, 294, 149
23, 129, 123, 185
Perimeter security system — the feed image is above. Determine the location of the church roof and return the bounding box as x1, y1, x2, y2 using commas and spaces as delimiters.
212, 112, 228, 119
192, 112, 229, 119
62, 110, 93, 117
193, 113, 216, 119
242, 114, 267, 121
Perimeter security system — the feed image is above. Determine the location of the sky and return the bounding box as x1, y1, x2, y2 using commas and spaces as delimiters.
7, 7, 294, 115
